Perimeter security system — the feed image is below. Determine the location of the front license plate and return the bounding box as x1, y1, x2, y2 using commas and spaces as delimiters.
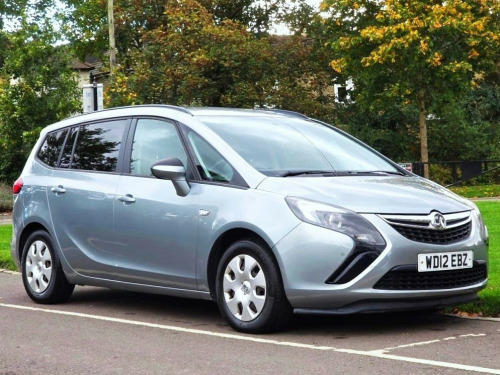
418, 251, 473, 272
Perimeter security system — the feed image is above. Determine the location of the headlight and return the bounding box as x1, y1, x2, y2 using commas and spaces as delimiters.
285, 197, 386, 249
472, 204, 488, 241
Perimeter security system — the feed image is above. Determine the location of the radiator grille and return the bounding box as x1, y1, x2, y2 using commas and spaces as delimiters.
390, 221, 471, 245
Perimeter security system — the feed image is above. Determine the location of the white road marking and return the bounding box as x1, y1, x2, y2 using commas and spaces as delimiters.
373, 339, 441, 352
337, 349, 500, 374
1, 302, 500, 374
460, 333, 487, 338
0, 303, 335, 350
373, 333, 487, 354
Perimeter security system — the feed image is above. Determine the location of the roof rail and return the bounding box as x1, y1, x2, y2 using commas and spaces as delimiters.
111, 104, 193, 116
142, 104, 193, 115
69, 104, 193, 119
255, 108, 309, 119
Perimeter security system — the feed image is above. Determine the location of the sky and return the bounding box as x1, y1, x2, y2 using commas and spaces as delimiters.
3, 0, 325, 35
273, 0, 322, 34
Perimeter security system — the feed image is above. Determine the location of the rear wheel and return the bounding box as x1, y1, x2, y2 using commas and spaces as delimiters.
215, 239, 293, 333
21, 230, 74, 304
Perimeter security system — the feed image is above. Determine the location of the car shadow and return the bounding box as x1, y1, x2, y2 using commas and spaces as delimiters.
65, 286, 464, 337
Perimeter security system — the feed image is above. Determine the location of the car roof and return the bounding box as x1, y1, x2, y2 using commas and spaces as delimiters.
61, 105, 308, 122
39, 105, 311, 140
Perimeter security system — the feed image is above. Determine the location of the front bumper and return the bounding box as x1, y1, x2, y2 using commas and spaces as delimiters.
273, 214, 488, 310
294, 292, 479, 315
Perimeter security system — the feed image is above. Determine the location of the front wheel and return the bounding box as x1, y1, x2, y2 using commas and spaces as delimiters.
21, 230, 74, 304
215, 239, 293, 333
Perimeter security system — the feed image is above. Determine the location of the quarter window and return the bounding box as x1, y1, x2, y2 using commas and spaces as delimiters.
72, 121, 127, 172
130, 119, 189, 176
187, 131, 234, 183
38, 129, 68, 167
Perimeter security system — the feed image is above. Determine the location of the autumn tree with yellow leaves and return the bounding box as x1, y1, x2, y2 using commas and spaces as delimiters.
321, 0, 500, 178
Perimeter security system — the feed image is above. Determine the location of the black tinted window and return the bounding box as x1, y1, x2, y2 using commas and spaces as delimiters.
72, 121, 127, 172
38, 129, 68, 167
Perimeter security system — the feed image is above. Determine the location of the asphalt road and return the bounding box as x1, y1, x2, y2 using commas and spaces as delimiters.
1, 271, 499, 375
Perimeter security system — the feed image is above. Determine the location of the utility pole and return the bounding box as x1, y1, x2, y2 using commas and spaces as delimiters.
108, 0, 116, 73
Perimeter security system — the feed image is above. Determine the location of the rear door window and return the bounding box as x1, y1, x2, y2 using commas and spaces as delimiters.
72, 120, 128, 172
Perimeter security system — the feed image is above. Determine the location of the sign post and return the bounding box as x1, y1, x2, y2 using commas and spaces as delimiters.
398, 163, 413, 173
83, 83, 104, 113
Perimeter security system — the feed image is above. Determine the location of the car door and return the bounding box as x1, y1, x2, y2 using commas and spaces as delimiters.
112, 118, 200, 290
47, 119, 129, 276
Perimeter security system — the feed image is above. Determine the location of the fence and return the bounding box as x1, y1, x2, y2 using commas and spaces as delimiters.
410, 160, 500, 187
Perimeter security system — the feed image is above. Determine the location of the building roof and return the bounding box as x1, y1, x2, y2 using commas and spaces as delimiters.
70, 60, 95, 70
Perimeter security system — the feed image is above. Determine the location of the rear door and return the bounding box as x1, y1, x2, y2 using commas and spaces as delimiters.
47, 119, 130, 276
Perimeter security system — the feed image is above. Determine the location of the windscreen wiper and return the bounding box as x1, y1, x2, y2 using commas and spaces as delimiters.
335, 170, 406, 176
278, 170, 337, 177
364, 170, 406, 175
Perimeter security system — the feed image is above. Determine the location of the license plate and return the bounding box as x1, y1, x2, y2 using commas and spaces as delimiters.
418, 251, 473, 272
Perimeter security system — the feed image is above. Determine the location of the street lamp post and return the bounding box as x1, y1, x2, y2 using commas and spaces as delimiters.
108, 0, 116, 72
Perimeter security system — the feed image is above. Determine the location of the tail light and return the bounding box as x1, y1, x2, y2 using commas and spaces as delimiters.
13, 178, 23, 194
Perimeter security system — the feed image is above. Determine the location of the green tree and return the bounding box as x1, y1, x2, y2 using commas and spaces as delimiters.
0, 19, 80, 182
60, 0, 291, 68
429, 66, 500, 161
321, 0, 500, 177
268, 4, 339, 122
335, 100, 420, 162
102, 0, 339, 116
105, 0, 276, 107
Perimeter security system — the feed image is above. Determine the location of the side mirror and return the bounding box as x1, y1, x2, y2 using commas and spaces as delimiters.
151, 158, 190, 197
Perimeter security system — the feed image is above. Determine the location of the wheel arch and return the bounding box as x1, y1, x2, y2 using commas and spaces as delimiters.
18, 222, 52, 262
206, 227, 282, 300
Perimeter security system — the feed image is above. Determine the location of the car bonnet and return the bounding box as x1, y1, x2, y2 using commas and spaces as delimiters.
256, 175, 472, 214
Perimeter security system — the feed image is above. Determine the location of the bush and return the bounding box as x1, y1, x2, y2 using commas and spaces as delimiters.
428, 164, 454, 186
0, 183, 12, 212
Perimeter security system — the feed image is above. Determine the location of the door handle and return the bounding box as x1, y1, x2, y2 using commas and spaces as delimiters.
50, 185, 66, 194
117, 194, 136, 204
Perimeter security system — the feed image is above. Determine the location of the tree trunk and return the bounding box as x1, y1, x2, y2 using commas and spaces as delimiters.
417, 90, 429, 179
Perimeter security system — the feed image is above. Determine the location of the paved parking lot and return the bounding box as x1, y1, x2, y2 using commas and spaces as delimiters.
1, 271, 499, 374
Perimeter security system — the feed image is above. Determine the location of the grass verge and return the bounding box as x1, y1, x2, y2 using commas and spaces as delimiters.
0, 225, 15, 271
0, 202, 498, 316
449, 184, 500, 199
449, 201, 500, 317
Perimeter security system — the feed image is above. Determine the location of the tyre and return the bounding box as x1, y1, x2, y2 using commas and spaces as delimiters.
215, 239, 293, 333
21, 230, 75, 304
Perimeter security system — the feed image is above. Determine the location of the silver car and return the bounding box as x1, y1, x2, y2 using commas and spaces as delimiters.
11, 105, 489, 333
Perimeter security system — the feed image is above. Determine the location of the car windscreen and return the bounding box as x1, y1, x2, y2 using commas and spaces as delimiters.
199, 115, 400, 177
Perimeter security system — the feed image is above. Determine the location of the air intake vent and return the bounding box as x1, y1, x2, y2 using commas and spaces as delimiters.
373, 262, 487, 290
